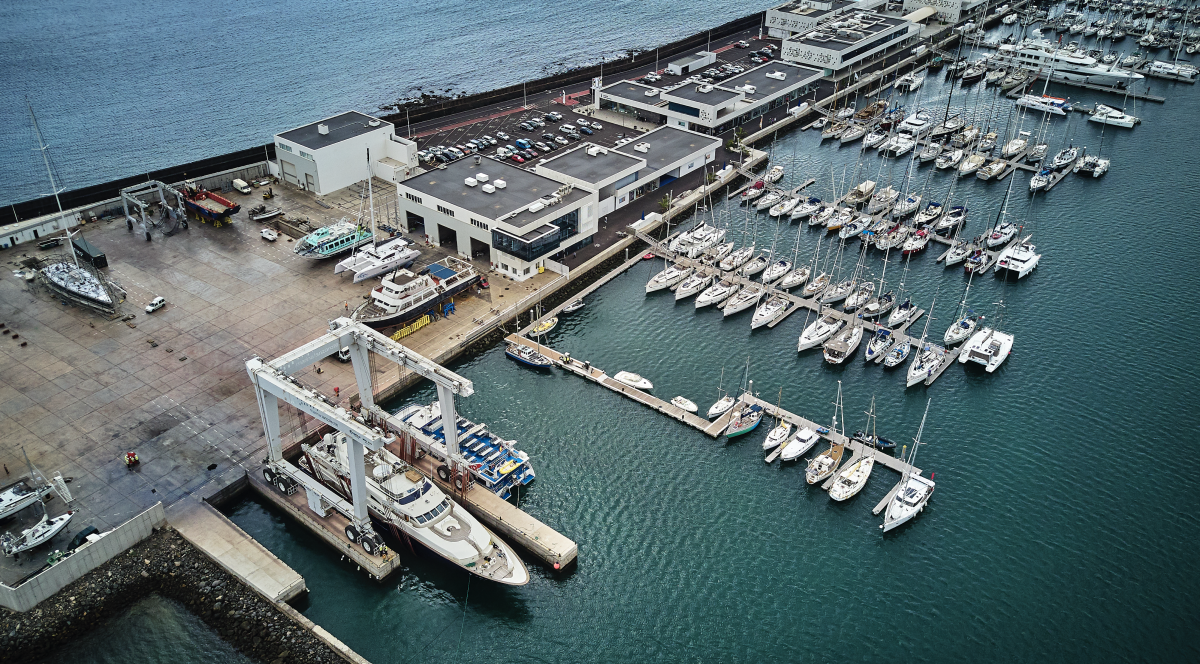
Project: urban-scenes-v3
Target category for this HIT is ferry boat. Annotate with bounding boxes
[293,219,375,259]
[993,39,1145,86]
[393,402,536,501]
[352,257,479,328]
[299,433,528,584]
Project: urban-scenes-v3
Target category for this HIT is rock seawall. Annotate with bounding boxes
[1,527,347,664]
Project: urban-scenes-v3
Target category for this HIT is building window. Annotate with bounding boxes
[406,192,422,204]
[436,205,455,217]
[500,263,509,272]
[524,267,531,275]
[300,150,314,160]
[667,102,701,118]
[277,142,293,153]
[470,218,488,230]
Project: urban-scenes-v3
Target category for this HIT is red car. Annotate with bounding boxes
[510,154,526,163]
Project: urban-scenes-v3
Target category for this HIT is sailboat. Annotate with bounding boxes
[823,315,864,364]
[906,296,947,387]
[762,392,793,451]
[829,397,880,501]
[806,382,846,485]
[1,451,73,557]
[695,278,740,309]
[707,366,736,419]
[944,271,978,345]
[646,261,693,293]
[881,399,936,532]
[674,270,714,301]
[797,307,845,351]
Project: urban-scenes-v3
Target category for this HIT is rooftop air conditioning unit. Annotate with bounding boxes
[476,173,489,182]
[465,177,478,187]
[633,142,651,153]
[368,118,381,127]
[529,201,545,213]
[736,84,757,94]
[482,184,496,193]
[494,179,507,189]
[698,84,714,92]
[317,123,330,135]
[586,145,601,156]
[765,71,787,80]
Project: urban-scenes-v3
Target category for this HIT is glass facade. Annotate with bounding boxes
[492,209,580,263]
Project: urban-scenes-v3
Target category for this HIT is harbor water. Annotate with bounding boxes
[227,64,1200,660]
[0,0,773,206]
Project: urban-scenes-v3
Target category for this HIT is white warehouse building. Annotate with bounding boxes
[273,111,419,196]
[781,11,918,76]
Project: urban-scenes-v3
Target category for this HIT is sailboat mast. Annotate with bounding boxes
[907,398,932,472]
[28,100,64,216]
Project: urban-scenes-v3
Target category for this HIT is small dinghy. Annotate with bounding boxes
[562,299,586,313]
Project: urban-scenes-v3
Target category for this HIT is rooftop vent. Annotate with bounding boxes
[494,179,507,189]
[765,70,787,81]
[465,177,478,187]
[317,123,330,135]
[482,183,496,193]
[368,119,381,127]
[529,201,546,213]
[735,84,757,94]
[476,173,489,182]
[633,142,651,153]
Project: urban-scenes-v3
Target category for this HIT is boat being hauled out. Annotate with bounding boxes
[352,257,479,328]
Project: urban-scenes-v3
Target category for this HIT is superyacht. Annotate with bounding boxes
[993,39,1145,86]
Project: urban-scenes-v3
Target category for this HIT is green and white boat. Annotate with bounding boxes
[294,219,374,259]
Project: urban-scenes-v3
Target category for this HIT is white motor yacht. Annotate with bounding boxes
[994,235,1040,278]
[300,433,529,584]
[353,257,479,328]
[959,327,1014,372]
[722,285,764,317]
[646,263,694,293]
[798,312,845,351]
[780,427,819,462]
[674,271,714,301]
[993,38,1145,86]
[670,396,698,413]
[614,371,654,390]
[695,279,739,308]
[751,294,790,329]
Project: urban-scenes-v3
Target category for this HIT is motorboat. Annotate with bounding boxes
[901,228,931,255]
[763,165,785,183]
[671,396,699,413]
[1015,93,1073,115]
[724,404,764,437]
[987,221,1019,248]
[995,235,1041,278]
[790,197,823,220]
[696,279,739,308]
[646,263,693,293]
[860,289,896,319]
[867,186,900,214]
[719,245,755,272]
[844,180,877,206]
[755,191,784,211]
[779,266,811,290]
[751,294,791,329]
[918,141,942,164]
[898,110,935,136]
[505,343,553,369]
[334,236,420,284]
[906,340,947,387]
[887,297,918,327]
[801,272,831,298]
[762,421,794,451]
[779,428,819,462]
[843,281,875,312]
[708,395,736,418]
[957,153,987,177]
[739,255,769,277]
[821,278,856,304]
[797,312,845,351]
[761,259,792,284]
[895,71,925,92]
[614,371,653,390]
[1,510,74,557]
[934,205,967,234]
[0,478,53,521]
[1050,146,1079,170]
[722,285,764,317]
[298,433,528,583]
[881,402,934,532]
[294,219,374,259]
[959,327,1015,372]
[992,38,1145,87]
[770,196,801,217]
[823,322,863,364]
[353,257,479,328]
[674,271,714,301]
[893,194,922,217]
[864,327,895,361]
[562,299,586,313]
[935,148,965,169]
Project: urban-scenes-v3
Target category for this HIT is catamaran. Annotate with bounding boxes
[959,323,1015,372]
[994,235,1041,278]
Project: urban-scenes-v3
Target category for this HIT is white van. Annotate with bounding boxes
[232,179,252,194]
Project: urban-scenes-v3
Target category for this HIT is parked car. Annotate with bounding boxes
[530,118,545,127]
[496,147,512,158]
[576,118,591,126]
[515,138,532,149]
[496,131,510,140]
[534,141,552,152]
[510,153,526,163]
[545,111,563,121]
[578,126,594,135]
[519,122,534,131]
[591,122,602,130]
[542,132,556,141]
[554,136,569,145]
[145,296,166,313]
[260,228,279,242]
[735,40,750,48]
[481,135,497,145]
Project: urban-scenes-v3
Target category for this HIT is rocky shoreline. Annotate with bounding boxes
[1,527,347,664]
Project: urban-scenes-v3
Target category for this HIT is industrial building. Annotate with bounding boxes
[595,61,822,135]
[272,111,419,196]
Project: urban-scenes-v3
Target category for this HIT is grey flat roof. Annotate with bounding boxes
[670,52,711,67]
[616,126,721,173]
[724,62,823,101]
[401,158,590,230]
[601,81,663,106]
[664,84,741,106]
[776,0,856,18]
[793,14,909,52]
[538,145,643,185]
[277,111,390,151]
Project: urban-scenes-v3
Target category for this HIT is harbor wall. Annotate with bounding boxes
[0,502,165,613]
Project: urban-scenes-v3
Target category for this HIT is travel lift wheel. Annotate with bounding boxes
[345,524,382,556]
[345,524,360,545]
[436,464,451,481]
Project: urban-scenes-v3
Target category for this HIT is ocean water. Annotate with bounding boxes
[0,0,773,206]
[224,62,1200,662]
